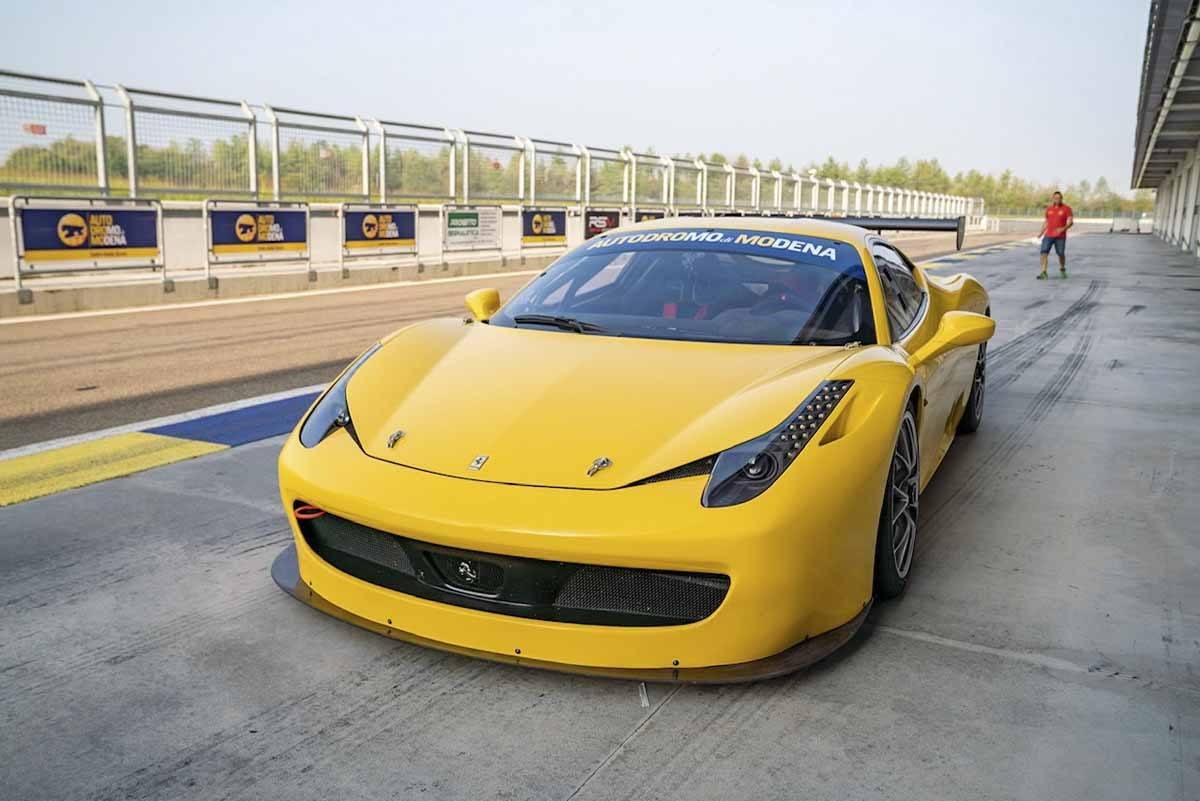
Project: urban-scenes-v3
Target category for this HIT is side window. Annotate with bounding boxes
[871,243,925,339]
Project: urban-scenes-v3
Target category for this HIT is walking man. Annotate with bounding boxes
[1037,191,1073,279]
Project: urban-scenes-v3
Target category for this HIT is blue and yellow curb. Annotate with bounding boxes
[0,391,320,507]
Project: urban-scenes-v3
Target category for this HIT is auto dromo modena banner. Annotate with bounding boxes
[208,203,309,260]
[444,206,501,251]
[521,208,567,246]
[15,200,162,270]
[342,205,417,256]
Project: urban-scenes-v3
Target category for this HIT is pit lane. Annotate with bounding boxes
[0,232,1196,800]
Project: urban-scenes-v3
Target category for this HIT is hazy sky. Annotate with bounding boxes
[1,0,1147,192]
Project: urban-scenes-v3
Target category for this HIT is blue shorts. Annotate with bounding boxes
[1040,236,1066,258]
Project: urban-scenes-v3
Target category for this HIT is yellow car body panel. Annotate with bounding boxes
[276,216,992,678]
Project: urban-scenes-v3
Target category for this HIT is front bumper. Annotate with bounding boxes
[276,421,891,678]
[273,544,871,683]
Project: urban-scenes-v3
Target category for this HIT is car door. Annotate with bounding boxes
[871,241,952,485]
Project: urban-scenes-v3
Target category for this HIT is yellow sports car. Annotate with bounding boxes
[273,215,994,682]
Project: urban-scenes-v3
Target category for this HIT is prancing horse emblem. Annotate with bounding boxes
[469,455,488,471]
[587,457,612,477]
[456,560,478,584]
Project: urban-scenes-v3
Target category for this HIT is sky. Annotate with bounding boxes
[0,0,1148,193]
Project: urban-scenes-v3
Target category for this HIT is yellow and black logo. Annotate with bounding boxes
[56,213,88,247]
[362,213,378,239]
[235,213,257,243]
[530,213,556,235]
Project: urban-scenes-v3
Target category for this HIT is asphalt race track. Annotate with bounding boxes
[0,233,1196,800]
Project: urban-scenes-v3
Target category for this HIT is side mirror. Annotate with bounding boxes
[464,288,501,321]
[908,311,995,368]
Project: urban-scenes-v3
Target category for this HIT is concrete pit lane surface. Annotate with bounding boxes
[0,232,1196,800]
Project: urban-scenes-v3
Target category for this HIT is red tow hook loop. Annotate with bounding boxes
[294,505,326,521]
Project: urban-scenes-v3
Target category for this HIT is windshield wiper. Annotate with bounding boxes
[511,314,615,335]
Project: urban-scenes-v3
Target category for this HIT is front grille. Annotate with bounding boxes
[296,506,729,627]
[555,567,729,621]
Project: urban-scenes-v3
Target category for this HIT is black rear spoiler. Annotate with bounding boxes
[796,214,967,251]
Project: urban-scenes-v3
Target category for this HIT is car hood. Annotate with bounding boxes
[346,318,850,489]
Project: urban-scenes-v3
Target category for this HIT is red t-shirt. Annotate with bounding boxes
[1045,204,1073,238]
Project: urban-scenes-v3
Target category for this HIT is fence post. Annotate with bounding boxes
[370,119,385,203]
[748,166,760,210]
[660,154,673,208]
[579,144,591,208]
[263,105,281,200]
[241,101,258,198]
[523,137,535,205]
[458,130,472,204]
[116,85,137,197]
[515,136,528,204]
[724,164,735,208]
[83,80,109,195]
[790,171,801,210]
[354,117,369,200]
[447,128,462,203]
[694,158,707,209]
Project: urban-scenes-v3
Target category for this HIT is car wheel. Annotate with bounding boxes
[957,309,989,434]
[875,405,919,599]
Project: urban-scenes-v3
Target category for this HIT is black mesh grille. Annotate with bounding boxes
[630,455,716,486]
[296,506,729,626]
[554,567,729,620]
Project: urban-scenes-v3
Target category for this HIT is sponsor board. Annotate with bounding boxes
[585,209,621,239]
[207,203,309,261]
[521,208,567,246]
[634,209,667,223]
[444,206,501,251]
[342,205,417,256]
[15,200,162,270]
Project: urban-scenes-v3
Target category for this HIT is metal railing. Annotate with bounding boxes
[0,68,983,216]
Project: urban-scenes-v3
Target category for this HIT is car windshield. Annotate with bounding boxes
[490,227,874,345]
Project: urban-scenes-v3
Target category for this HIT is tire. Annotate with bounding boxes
[956,307,990,434]
[875,405,920,599]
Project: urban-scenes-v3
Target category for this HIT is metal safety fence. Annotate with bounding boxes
[0,67,983,218]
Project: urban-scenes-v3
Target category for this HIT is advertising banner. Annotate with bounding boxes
[16,200,162,270]
[521,208,567,246]
[208,203,309,261]
[584,209,621,239]
[444,206,501,251]
[342,205,417,256]
[634,209,667,223]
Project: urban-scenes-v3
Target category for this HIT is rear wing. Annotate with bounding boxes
[795,215,966,250]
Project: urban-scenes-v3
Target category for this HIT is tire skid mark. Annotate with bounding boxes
[987,279,1104,393]
[917,311,1097,557]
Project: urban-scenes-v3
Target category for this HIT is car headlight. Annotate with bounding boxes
[299,343,382,448]
[701,380,854,508]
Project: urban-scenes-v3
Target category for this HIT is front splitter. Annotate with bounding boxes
[272,544,870,684]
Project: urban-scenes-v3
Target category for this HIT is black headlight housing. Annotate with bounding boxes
[701,380,854,508]
[299,343,382,448]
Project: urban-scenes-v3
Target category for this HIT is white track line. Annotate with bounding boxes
[0,269,542,326]
[0,383,326,462]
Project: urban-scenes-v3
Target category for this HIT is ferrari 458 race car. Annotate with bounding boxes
[273,215,994,682]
